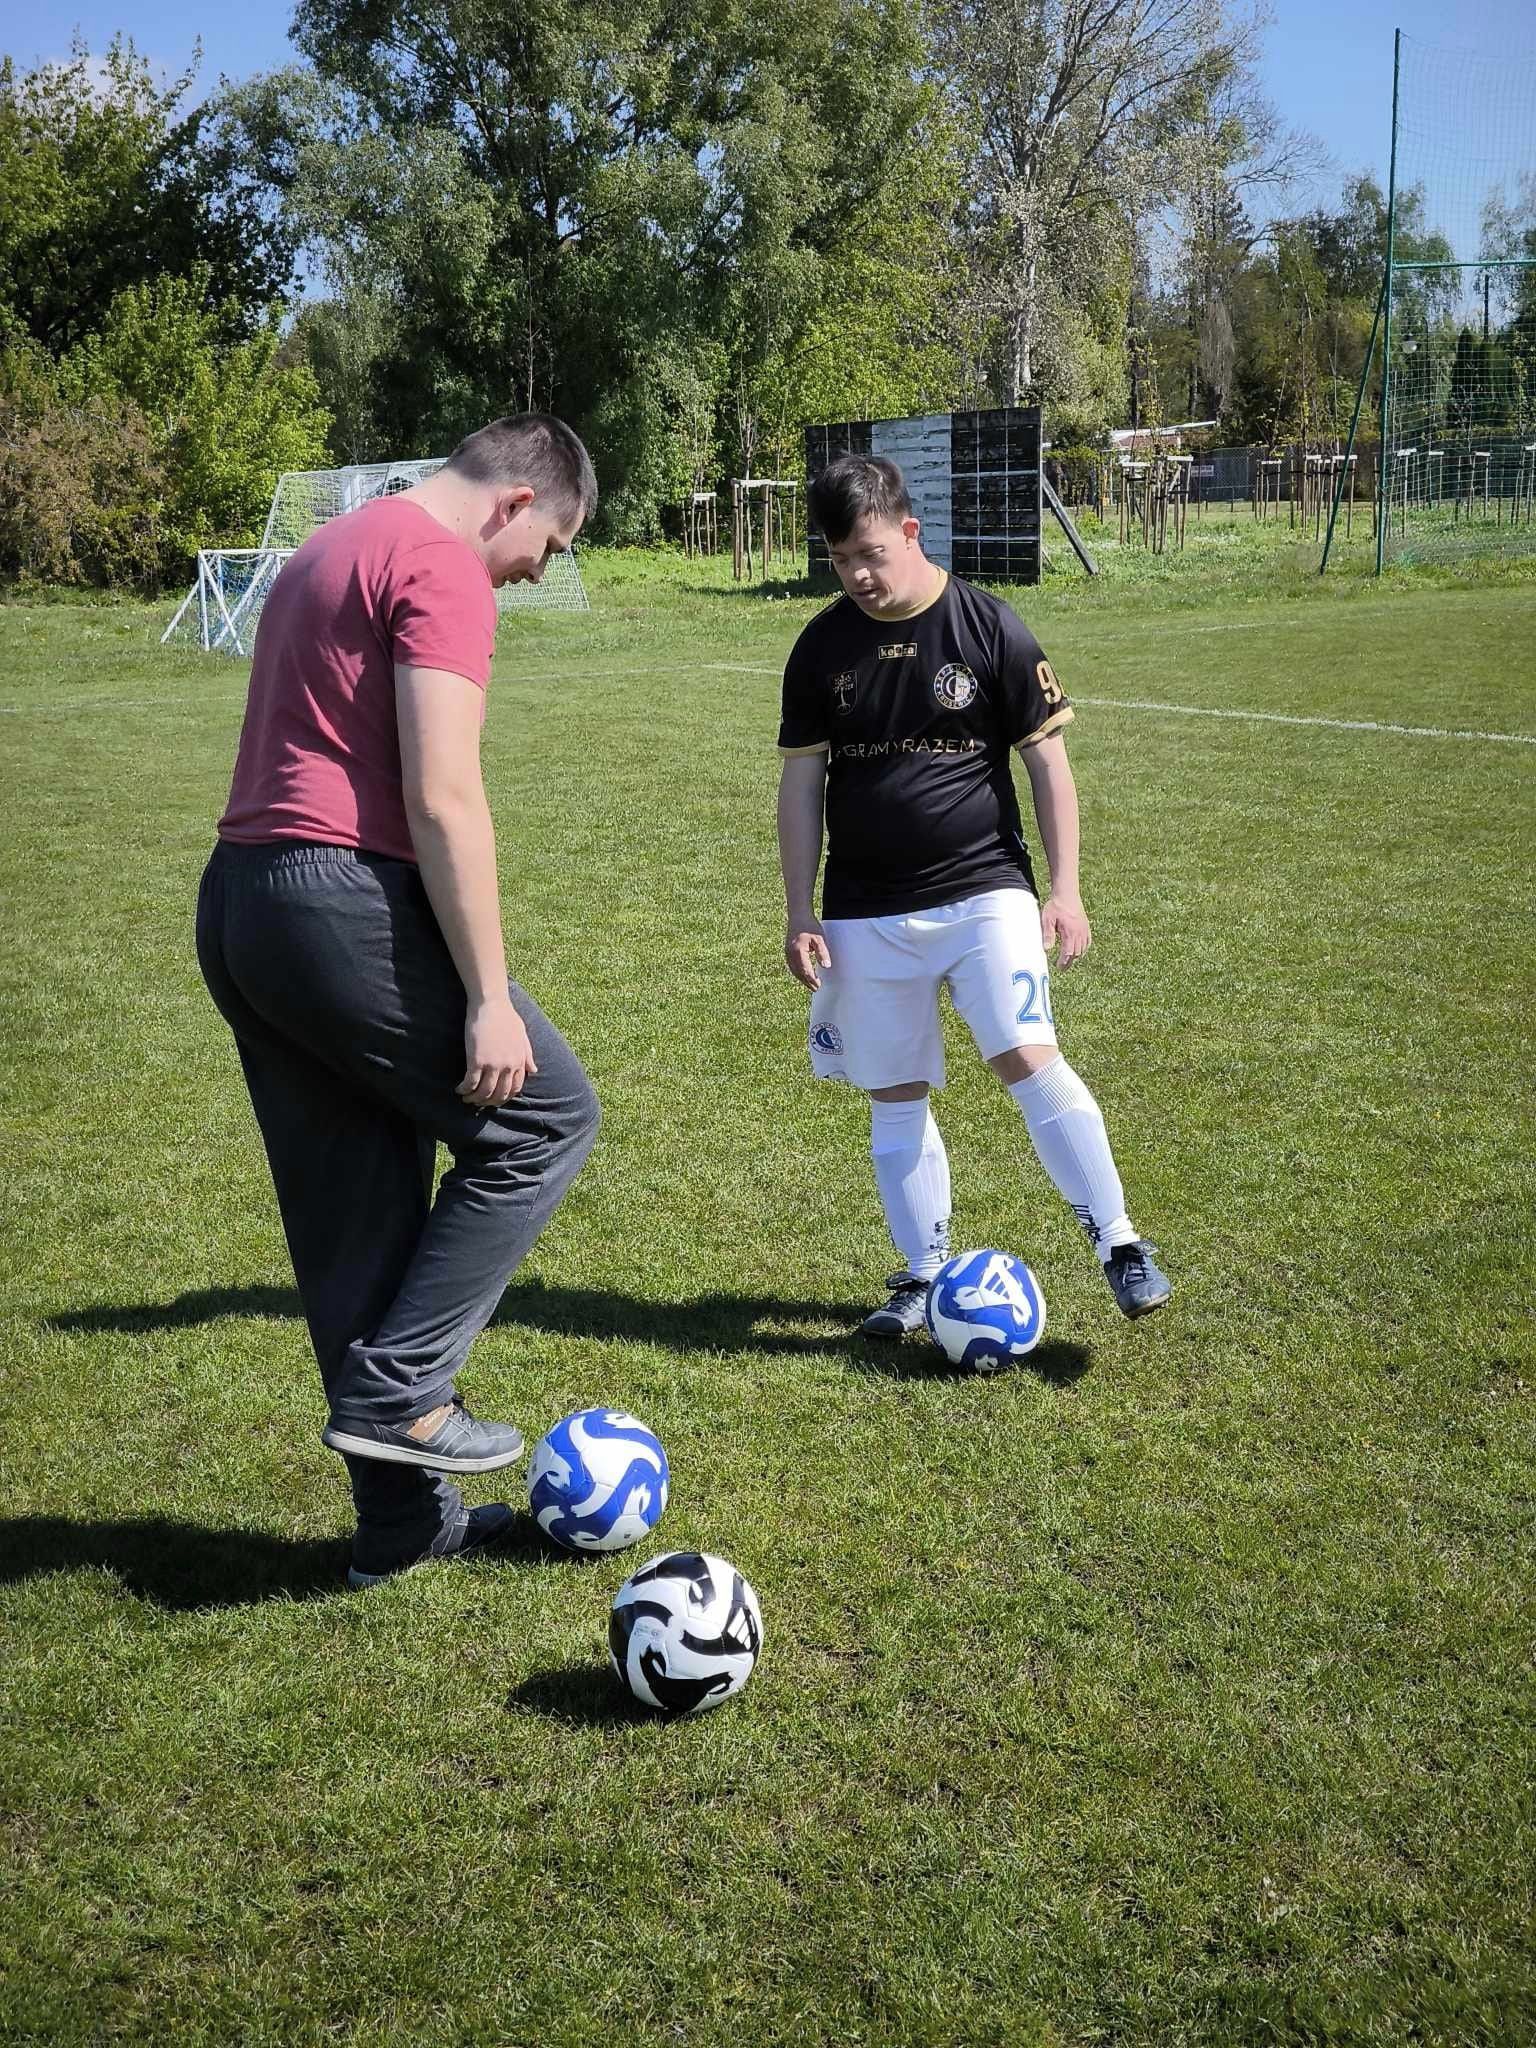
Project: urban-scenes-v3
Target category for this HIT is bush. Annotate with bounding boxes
[0,347,168,588]
[60,272,330,575]
[0,272,331,591]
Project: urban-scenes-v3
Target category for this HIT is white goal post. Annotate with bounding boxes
[161,550,294,657]
[165,457,589,652]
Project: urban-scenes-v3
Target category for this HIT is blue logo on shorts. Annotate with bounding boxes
[811,1022,845,1055]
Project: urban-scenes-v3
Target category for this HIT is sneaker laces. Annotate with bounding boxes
[1111,1241,1158,1279]
[884,1272,928,1299]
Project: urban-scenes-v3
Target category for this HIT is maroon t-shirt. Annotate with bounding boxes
[218,497,497,862]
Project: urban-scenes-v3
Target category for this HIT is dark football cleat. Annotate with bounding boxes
[347,1502,518,1591]
[860,1272,932,1340]
[1102,1240,1172,1320]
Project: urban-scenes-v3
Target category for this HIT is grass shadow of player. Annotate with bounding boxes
[688,574,821,603]
[491,1278,871,1357]
[0,1512,626,1611]
[0,1514,349,1610]
[849,1336,1094,1389]
[44,1285,302,1335]
[45,1286,1089,1380]
[505,1664,655,1729]
[47,1281,871,1359]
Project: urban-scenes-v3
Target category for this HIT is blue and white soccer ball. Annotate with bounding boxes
[527,1409,669,1553]
[609,1551,763,1716]
[923,1247,1046,1370]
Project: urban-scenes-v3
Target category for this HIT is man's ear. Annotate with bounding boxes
[902,516,921,544]
[494,484,537,530]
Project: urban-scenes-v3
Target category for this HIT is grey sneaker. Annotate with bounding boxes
[347,1502,518,1591]
[1103,1240,1172,1320]
[323,1398,525,1474]
[860,1272,932,1340]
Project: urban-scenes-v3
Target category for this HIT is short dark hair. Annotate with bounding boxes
[447,413,598,525]
[808,454,913,545]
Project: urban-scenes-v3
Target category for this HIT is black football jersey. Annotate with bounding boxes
[778,573,1073,918]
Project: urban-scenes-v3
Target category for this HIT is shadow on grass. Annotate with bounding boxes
[684,573,822,603]
[45,1285,301,1334]
[491,1278,871,1355]
[45,1280,873,1358]
[0,1511,599,1610]
[848,1336,1094,1388]
[505,1664,656,1728]
[43,1282,1093,1384]
[0,1514,347,1609]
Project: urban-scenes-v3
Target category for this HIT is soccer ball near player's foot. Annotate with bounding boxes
[924,1248,1046,1370]
[609,1551,763,1716]
[527,1409,669,1553]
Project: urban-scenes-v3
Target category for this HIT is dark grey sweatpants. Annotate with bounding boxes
[196,841,600,1563]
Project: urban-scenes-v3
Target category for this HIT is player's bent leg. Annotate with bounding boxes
[209,844,600,1468]
[988,1049,1171,1321]
[941,888,1169,1321]
[987,1044,1060,1085]
[197,845,475,1568]
[333,987,601,1437]
[861,1084,949,1340]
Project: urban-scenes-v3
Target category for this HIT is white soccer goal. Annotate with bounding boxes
[259,461,444,549]
[162,549,294,656]
[164,457,590,651]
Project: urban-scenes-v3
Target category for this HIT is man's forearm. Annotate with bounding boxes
[1027,755,1083,899]
[778,775,825,921]
[408,795,510,1004]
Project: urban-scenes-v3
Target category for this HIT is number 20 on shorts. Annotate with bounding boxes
[1013,969,1054,1028]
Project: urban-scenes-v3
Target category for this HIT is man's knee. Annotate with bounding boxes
[566,1077,601,1159]
[987,1044,1059,1086]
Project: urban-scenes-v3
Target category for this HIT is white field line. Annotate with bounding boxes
[2,660,1532,747]
[690,666,1536,744]
[1068,695,1536,745]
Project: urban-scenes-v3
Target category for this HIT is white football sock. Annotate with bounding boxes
[869,1097,952,1280]
[1008,1057,1138,1260]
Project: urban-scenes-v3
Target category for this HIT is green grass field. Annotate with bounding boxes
[2,550,1534,2046]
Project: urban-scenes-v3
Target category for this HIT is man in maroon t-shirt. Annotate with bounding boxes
[198,415,601,1588]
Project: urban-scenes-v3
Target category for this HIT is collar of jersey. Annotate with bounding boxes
[853,568,948,623]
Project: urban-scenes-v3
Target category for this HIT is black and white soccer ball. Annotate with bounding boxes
[924,1246,1045,1369]
[609,1551,763,1717]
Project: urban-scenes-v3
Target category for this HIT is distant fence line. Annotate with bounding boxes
[1047,444,1390,512]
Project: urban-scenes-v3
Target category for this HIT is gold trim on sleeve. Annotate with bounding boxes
[1014,707,1075,750]
[778,740,831,757]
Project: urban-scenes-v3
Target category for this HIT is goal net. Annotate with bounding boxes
[1376,35,1536,567]
[165,458,590,651]
[162,550,293,657]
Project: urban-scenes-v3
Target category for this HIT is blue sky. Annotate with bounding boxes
[13,0,1534,220]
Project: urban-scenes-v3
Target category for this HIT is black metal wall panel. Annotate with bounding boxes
[804,421,874,578]
[805,407,1041,587]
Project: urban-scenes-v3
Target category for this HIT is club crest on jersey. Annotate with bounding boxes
[932,662,978,710]
[831,670,858,715]
[811,1021,845,1055]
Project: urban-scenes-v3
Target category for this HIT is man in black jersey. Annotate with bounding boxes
[777,454,1170,1334]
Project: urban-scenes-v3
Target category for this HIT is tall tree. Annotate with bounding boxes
[0,40,297,354]
[928,0,1253,413]
[223,0,954,537]
[1158,55,1320,417]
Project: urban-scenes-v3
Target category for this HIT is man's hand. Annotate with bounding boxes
[785,921,832,990]
[1041,894,1092,971]
[459,993,537,1107]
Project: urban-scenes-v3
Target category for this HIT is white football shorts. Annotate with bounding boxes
[807,886,1057,1091]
